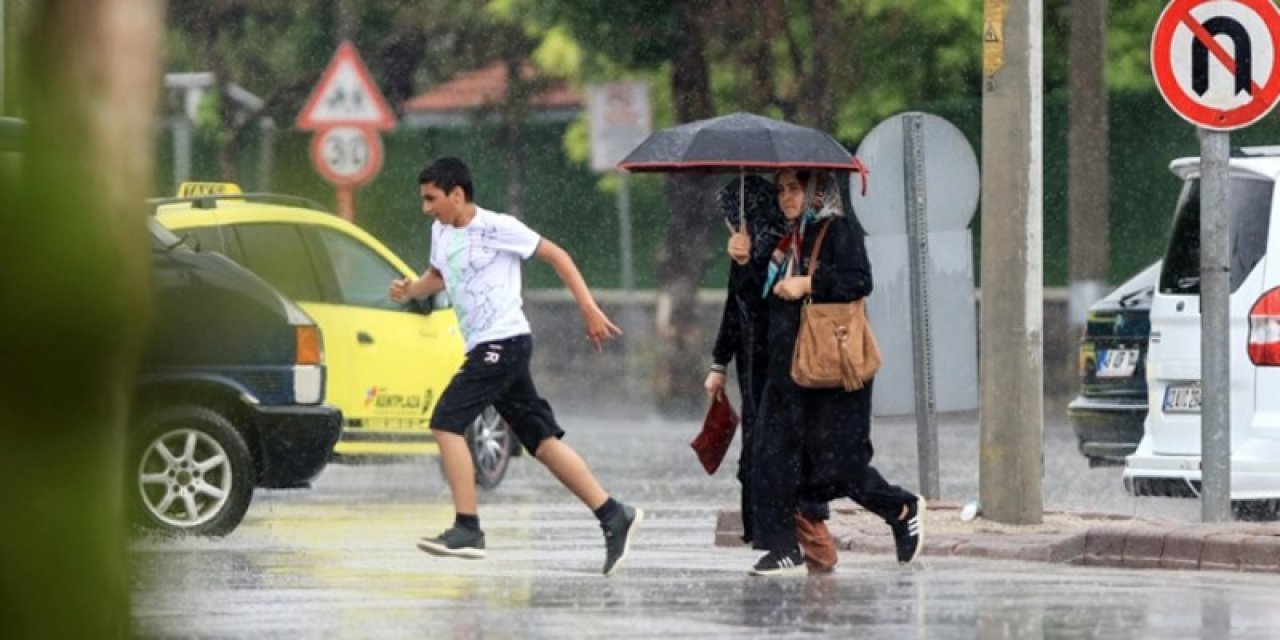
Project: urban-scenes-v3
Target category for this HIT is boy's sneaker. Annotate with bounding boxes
[749,547,806,576]
[891,495,926,564]
[416,525,486,559]
[601,503,644,576]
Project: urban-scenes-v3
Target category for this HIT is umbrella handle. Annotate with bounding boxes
[737,168,747,234]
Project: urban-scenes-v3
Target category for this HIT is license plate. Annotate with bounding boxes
[1163,383,1202,413]
[1096,348,1139,378]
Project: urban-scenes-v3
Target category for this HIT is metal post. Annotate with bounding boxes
[173,116,192,186]
[903,113,940,500]
[1198,127,1232,523]
[258,117,276,191]
[617,171,638,389]
[979,0,1044,524]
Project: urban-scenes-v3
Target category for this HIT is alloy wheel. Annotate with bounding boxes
[137,428,234,529]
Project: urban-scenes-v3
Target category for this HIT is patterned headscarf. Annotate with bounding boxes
[761,170,847,297]
[807,171,844,221]
[717,175,786,265]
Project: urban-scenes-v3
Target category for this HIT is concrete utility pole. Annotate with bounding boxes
[1067,0,1110,335]
[979,0,1044,525]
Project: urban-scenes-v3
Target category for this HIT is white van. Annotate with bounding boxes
[1123,149,1280,519]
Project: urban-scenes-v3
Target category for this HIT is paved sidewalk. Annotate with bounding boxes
[715,503,1280,573]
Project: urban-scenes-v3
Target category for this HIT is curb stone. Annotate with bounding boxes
[714,503,1280,574]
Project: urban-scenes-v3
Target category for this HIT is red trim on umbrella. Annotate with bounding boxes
[852,157,869,196]
[618,160,864,172]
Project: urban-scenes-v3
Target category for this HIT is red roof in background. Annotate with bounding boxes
[404,61,582,113]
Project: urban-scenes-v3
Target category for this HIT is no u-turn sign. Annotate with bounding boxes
[1152,0,1280,130]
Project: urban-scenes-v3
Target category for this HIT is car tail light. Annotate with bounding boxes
[1248,287,1280,365]
[296,325,323,365]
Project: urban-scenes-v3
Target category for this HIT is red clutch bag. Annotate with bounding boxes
[690,392,740,474]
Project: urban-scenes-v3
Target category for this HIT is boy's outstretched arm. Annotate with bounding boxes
[390,267,446,302]
[534,238,622,351]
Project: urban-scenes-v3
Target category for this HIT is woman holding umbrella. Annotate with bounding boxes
[748,168,924,576]
[703,175,838,574]
[617,113,915,574]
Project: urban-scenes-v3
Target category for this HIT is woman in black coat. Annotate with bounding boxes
[747,168,925,576]
[705,175,837,572]
[704,175,779,548]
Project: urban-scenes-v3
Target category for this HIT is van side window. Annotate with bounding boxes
[1159,176,1274,295]
[233,223,324,302]
[310,228,402,311]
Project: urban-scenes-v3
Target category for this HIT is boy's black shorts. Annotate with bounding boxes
[430,334,564,455]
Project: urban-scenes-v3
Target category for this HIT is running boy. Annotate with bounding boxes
[390,156,642,576]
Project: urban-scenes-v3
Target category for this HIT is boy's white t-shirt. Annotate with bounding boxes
[430,207,541,352]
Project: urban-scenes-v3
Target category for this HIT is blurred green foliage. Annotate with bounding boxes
[160,83,1280,291]
[154,1,1280,292]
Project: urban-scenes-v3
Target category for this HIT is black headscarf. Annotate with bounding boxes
[717,175,787,266]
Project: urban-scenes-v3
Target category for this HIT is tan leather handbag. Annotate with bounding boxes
[789,220,882,391]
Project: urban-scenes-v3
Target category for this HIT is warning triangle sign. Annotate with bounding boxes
[296,41,396,130]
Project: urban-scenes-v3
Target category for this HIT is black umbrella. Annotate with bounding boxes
[617,111,862,174]
[617,112,867,234]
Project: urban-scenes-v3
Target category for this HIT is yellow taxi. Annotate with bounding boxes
[153,183,517,489]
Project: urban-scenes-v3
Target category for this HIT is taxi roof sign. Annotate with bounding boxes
[177,182,243,197]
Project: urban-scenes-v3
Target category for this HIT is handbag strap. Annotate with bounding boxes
[796,219,833,304]
[805,219,833,276]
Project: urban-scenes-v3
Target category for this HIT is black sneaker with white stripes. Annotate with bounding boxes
[748,547,806,576]
[891,495,926,564]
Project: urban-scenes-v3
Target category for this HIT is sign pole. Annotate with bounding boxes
[1199,127,1232,523]
[902,113,940,501]
[1150,0,1280,522]
[296,42,396,216]
[587,82,651,399]
[335,184,355,222]
[617,171,638,388]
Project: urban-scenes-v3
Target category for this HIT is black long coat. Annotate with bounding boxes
[751,214,915,553]
[710,183,781,545]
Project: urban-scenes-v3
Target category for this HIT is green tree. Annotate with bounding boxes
[166,1,546,212]
[0,1,162,637]
[533,0,720,415]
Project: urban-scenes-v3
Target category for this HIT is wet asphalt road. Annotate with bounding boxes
[130,407,1280,638]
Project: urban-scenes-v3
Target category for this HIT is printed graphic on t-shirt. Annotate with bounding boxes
[441,225,502,332]
[430,208,540,351]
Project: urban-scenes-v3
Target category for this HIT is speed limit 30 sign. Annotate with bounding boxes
[1152,0,1280,130]
[310,126,383,186]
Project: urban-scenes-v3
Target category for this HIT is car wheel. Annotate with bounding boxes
[467,407,513,491]
[130,405,255,537]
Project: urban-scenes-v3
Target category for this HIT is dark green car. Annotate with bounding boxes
[1067,262,1159,466]
[3,117,341,535]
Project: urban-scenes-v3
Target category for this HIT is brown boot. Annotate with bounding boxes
[794,512,838,574]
